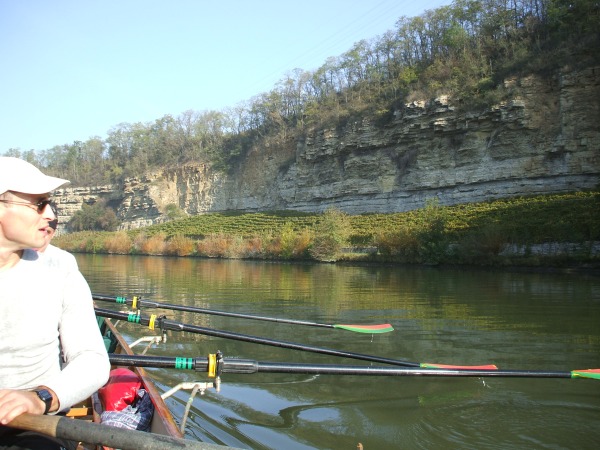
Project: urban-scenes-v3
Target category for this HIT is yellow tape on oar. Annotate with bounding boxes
[132,296,138,309]
[571,369,600,380]
[207,353,217,377]
[148,314,157,330]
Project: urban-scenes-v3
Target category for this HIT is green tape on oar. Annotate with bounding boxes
[127,312,141,323]
[175,357,194,370]
[333,323,394,333]
[571,369,600,380]
[421,363,498,370]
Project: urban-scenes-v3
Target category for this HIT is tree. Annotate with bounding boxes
[309,208,351,262]
[68,201,119,232]
[415,198,450,265]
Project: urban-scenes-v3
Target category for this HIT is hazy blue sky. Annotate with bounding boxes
[1,0,452,152]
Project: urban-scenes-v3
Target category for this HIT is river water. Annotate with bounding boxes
[77,254,600,450]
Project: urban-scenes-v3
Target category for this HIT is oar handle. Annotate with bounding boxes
[9,413,234,450]
[10,413,60,437]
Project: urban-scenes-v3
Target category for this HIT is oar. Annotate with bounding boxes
[93,293,394,333]
[9,413,236,450]
[108,353,600,380]
[95,307,497,370]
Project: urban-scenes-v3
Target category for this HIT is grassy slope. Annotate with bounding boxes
[136,191,599,244]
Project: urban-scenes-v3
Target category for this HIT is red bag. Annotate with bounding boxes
[98,368,142,411]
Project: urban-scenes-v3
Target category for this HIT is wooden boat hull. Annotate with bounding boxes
[72,317,183,449]
[100,317,183,438]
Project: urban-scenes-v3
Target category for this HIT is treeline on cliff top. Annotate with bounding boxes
[4,0,600,186]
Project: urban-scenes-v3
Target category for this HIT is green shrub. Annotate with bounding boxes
[374,226,420,261]
[309,208,350,262]
[455,223,507,265]
[165,204,187,221]
[68,200,119,232]
[279,222,296,259]
[415,199,451,265]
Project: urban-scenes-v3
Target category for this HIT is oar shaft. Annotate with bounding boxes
[95,307,418,367]
[9,413,232,450]
[253,363,571,378]
[94,294,368,329]
[94,294,333,328]
[94,294,333,327]
[108,354,575,379]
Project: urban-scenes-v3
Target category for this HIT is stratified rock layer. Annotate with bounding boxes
[54,67,599,230]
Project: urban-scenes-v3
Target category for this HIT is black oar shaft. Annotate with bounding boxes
[95,307,417,367]
[94,294,334,328]
[108,354,572,379]
[109,354,185,369]
[254,363,570,378]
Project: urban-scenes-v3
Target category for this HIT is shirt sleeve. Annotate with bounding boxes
[46,270,110,411]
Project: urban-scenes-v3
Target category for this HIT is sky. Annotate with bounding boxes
[0,0,452,153]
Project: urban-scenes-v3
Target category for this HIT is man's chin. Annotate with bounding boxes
[31,239,48,250]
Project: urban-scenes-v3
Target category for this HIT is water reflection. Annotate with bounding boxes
[79,255,600,449]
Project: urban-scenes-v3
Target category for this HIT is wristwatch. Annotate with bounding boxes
[34,388,53,414]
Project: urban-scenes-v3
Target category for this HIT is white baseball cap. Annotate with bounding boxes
[0,157,70,195]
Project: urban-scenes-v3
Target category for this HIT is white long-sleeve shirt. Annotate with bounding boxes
[0,249,110,411]
[39,244,79,271]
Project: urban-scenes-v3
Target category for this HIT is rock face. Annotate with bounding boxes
[54,67,600,230]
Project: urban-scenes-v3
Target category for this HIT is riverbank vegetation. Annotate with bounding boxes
[54,191,599,267]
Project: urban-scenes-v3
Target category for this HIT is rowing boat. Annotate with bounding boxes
[71,317,183,449]
[102,316,182,437]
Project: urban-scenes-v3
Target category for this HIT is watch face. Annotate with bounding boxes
[36,389,52,401]
[35,389,53,413]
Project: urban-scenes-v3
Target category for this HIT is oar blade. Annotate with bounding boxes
[420,363,498,370]
[571,369,600,380]
[333,323,394,333]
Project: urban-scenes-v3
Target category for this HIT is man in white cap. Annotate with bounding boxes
[0,157,110,449]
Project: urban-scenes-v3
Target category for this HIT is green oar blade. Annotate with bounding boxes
[571,369,600,380]
[333,323,394,333]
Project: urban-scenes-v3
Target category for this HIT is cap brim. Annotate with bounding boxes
[0,157,71,195]
[2,176,70,195]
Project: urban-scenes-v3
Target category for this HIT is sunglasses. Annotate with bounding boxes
[0,198,55,213]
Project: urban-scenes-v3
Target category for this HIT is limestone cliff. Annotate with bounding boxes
[54,67,599,231]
